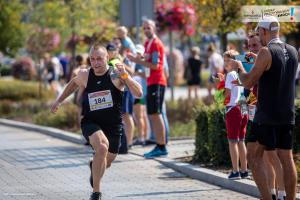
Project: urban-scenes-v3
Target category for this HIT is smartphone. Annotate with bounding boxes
[235,54,254,63]
[235,54,254,72]
[234,55,247,63]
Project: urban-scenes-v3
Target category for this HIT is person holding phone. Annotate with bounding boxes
[231,16,298,200]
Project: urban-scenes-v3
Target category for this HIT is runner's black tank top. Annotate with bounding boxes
[255,42,298,125]
[82,68,123,124]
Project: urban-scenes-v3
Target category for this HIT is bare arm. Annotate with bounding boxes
[235,47,271,89]
[224,88,231,99]
[50,78,79,113]
[127,53,159,70]
[51,69,88,113]
[124,64,134,75]
[113,63,143,98]
[123,76,143,98]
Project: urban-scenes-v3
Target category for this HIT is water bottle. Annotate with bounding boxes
[239,93,248,115]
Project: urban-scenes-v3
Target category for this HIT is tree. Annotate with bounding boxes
[24,0,118,55]
[23,0,119,78]
[191,0,299,52]
[192,0,267,52]
[0,0,25,56]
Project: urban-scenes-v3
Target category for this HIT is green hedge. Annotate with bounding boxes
[33,103,78,129]
[0,64,11,76]
[194,105,230,165]
[194,101,300,166]
[294,100,300,152]
[0,100,49,117]
[0,79,54,101]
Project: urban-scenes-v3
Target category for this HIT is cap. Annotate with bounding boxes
[136,44,145,55]
[106,43,117,51]
[256,16,280,32]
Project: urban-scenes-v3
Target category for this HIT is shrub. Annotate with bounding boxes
[11,57,37,80]
[194,101,300,166]
[169,121,196,138]
[0,100,14,115]
[194,105,230,165]
[294,100,300,153]
[33,103,78,129]
[166,98,204,138]
[0,79,55,101]
[0,64,12,76]
[0,100,49,119]
[166,98,203,123]
[207,106,230,165]
[194,106,209,162]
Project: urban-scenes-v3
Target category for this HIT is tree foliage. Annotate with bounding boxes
[188,0,298,51]
[24,0,118,54]
[0,0,25,56]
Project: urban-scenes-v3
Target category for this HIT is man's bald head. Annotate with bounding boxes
[143,19,156,39]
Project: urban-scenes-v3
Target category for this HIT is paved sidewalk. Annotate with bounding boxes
[165,87,210,100]
[0,125,256,200]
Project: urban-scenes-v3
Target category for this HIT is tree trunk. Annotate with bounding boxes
[220,32,228,53]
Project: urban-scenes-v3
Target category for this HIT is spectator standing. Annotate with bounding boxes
[234,16,298,200]
[246,32,286,200]
[128,19,168,158]
[223,50,249,180]
[207,43,224,99]
[185,46,203,99]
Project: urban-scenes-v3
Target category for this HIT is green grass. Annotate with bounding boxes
[169,120,196,138]
[200,70,210,87]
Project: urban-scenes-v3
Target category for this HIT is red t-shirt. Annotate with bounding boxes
[144,36,167,86]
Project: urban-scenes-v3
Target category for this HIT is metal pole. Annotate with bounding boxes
[169,31,174,101]
[135,0,140,44]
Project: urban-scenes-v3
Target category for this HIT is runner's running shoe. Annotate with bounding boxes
[89,192,101,200]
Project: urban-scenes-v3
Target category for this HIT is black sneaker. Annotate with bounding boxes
[144,139,156,145]
[89,160,93,188]
[89,192,101,200]
[132,140,144,146]
[228,171,241,180]
[240,170,249,179]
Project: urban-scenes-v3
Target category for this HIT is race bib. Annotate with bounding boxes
[88,90,113,111]
[248,105,256,121]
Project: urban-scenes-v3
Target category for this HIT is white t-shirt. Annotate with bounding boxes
[225,71,244,107]
[208,52,224,74]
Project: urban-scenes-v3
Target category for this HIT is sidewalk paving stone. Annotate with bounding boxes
[0,125,256,200]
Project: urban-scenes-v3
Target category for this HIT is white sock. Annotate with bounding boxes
[278,190,286,200]
[270,188,276,195]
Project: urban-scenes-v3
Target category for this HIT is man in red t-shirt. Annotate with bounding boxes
[128,19,168,158]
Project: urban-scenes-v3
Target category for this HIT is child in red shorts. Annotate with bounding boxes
[223,50,249,180]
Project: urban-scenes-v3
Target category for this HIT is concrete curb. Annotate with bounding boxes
[156,157,260,198]
[131,152,300,199]
[0,118,85,145]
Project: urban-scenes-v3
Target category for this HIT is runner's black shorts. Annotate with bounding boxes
[147,84,165,115]
[81,118,123,154]
[256,124,294,151]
